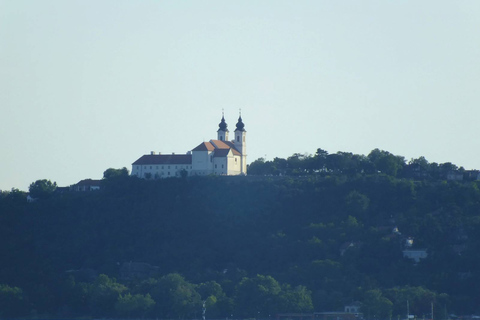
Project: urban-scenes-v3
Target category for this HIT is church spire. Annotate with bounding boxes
[233,109,247,174]
[217,110,229,141]
[235,109,245,132]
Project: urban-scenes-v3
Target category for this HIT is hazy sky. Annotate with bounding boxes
[1,1,480,191]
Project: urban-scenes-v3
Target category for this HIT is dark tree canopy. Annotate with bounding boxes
[103,167,129,179]
[1,147,479,318]
[28,179,57,199]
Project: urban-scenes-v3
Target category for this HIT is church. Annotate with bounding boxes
[131,114,247,179]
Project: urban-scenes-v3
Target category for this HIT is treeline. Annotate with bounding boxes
[0,271,313,318]
[1,149,480,318]
[248,148,478,180]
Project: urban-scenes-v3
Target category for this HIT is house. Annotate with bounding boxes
[131,114,247,178]
[71,179,101,191]
[314,312,362,320]
[344,302,362,313]
[446,171,463,181]
[403,249,428,263]
[465,170,480,181]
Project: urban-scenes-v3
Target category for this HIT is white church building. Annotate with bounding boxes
[131,114,247,179]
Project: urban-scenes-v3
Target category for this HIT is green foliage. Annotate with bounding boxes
[235,275,290,318]
[345,190,370,214]
[103,167,129,179]
[88,274,128,316]
[115,293,155,318]
[29,179,57,198]
[0,284,27,318]
[279,285,313,313]
[150,273,201,319]
[1,149,479,317]
[361,289,393,320]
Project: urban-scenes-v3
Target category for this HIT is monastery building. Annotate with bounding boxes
[131,114,247,178]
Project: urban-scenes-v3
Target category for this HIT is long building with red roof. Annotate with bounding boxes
[131,114,247,178]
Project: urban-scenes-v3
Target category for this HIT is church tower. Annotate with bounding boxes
[234,113,247,174]
[217,113,229,141]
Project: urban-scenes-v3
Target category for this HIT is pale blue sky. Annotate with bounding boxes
[1,1,479,191]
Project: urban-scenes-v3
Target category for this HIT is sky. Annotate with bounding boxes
[1,1,480,191]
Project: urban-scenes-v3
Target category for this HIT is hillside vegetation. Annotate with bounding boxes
[1,148,480,318]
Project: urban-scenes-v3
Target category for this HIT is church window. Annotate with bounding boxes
[237,136,239,142]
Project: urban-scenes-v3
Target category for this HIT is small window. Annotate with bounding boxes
[215,164,217,168]
[168,172,170,176]
[237,136,239,142]
[222,164,224,168]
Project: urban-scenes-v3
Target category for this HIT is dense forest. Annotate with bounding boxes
[1,148,480,319]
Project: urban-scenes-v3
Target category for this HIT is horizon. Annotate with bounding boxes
[2,1,480,191]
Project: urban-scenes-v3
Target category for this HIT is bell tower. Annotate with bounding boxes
[234,112,247,174]
[217,111,229,141]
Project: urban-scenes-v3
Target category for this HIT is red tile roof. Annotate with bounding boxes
[192,142,215,151]
[210,140,230,149]
[132,154,192,165]
[210,140,241,155]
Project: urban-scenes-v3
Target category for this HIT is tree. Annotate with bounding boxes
[279,285,313,313]
[150,273,201,319]
[197,281,233,318]
[235,275,282,318]
[315,148,329,170]
[115,293,155,318]
[248,158,271,175]
[103,167,129,179]
[368,149,405,176]
[345,190,370,215]
[362,289,393,320]
[28,179,57,199]
[0,284,28,318]
[385,286,441,319]
[88,274,128,317]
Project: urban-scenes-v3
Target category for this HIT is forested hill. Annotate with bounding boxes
[1,148,480,318]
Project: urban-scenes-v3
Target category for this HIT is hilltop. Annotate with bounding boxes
[1,148,480,318]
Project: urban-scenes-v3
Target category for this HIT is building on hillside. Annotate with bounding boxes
[403,249,428,263]
[71,179,101,191]
[131,114,247,178]
[344,302,362,313]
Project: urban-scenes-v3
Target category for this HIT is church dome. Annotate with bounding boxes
[218,116,228,131]
[235,116,245,131]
